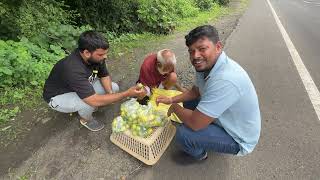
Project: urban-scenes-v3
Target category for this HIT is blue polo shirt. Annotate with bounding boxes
[195,51,261,156]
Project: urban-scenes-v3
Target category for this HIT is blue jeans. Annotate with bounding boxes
[175,100,240,158]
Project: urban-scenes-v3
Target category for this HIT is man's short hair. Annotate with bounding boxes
[185,25,220,47]
[78,30,109,52]
[157,49,176,66]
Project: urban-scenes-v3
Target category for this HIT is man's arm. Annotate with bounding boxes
[174,83,187,92]
[170,79,241,131]
[100,76,113,93]
[172,85,200,103]
[156,85,200,105]
[169,103,214,131]
[83,86,144,107]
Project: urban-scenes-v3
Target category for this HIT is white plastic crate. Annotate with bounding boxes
[110,121,176,165]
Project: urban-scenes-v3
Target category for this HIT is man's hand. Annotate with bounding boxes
[138,87,148,100]
[156,95,172,105]
[125,85,145,98]
[136,83,147,100]
[167,103,176,117]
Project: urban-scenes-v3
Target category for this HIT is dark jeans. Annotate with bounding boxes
[175,100,240,158]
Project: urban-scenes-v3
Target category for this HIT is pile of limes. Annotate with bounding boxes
[112,98,168,137]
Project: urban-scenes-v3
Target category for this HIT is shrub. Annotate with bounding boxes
[69,0,200,35]
[218,0,230,5]
[0,38,65,88]
[0,0,22,40]
[195,0,229,10]
[137,0,178,34]
[28,24,92,53]
[16,0,75,39]
[195,0,215,10]
[174,0,200,18]
[65,0,140,33]
[0,0,82,52]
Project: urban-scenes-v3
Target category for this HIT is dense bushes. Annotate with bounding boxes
[16,0,75,39]
[65,0,140,33]
[28,24,92,53]
[0,0,230,90]
[137,0,199,34]
[0,0,230,125]
[195,0,229,10]
[1,0,229,44]
[0,0,86,53]
[0,38,65,88]
[66,0,227,34]
[0,0,74,40]
[218,0,230,5]
[0,0,22,40]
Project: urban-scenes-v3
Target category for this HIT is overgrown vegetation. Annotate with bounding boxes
[0,0,231,127]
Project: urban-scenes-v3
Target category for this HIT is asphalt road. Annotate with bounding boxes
[132,0,320,179]
[270,0,320,91]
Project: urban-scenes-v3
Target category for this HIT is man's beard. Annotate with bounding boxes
[192,59,213,73]
[195,69,205,72]
[195,66,214,73]
[192,59,206,72]
[88,57,102,65]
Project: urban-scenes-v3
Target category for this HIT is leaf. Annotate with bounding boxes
[0,67,13,75]
[13,92,24,99]
[30,80,38,86]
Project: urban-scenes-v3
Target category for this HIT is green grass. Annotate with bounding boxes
[0,87,41,125]
[18,175,29,180]
[177,3,229,32]
[108,32,168,58]
[106,3,230,58]
[240,0,250,9]
[107,0,249,58]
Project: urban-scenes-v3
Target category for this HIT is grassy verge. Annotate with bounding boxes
[107,1,244,58]
[0,87,42,124]
[0,0,248,131]
[177,3,229,32]
[108,32,167,58]
[108,3,229,56]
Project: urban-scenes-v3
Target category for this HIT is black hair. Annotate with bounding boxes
[185,25,220,47]
[78,30,109,52]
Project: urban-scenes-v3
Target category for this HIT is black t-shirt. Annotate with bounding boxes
[43,49,109,103]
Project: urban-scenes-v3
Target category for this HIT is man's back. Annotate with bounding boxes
[43,50,97,103]
[138,54,166,88]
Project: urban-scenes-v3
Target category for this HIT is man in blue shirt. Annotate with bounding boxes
[156,25,261,160]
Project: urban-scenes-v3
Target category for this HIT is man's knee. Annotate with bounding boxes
[78,102,96,120]
[167,72,177,84]
[93,80,105,95]
[112,82,119,93]
[93,81,119,94]
[176,125,191,145]
[163,72,177,89]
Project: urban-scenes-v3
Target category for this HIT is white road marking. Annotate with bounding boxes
[303,0,320,5]
[266,0,320,121]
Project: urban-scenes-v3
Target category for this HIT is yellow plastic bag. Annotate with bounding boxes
[150,88,183,123]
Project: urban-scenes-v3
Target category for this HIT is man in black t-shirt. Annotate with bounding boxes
[43,31,144,131]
